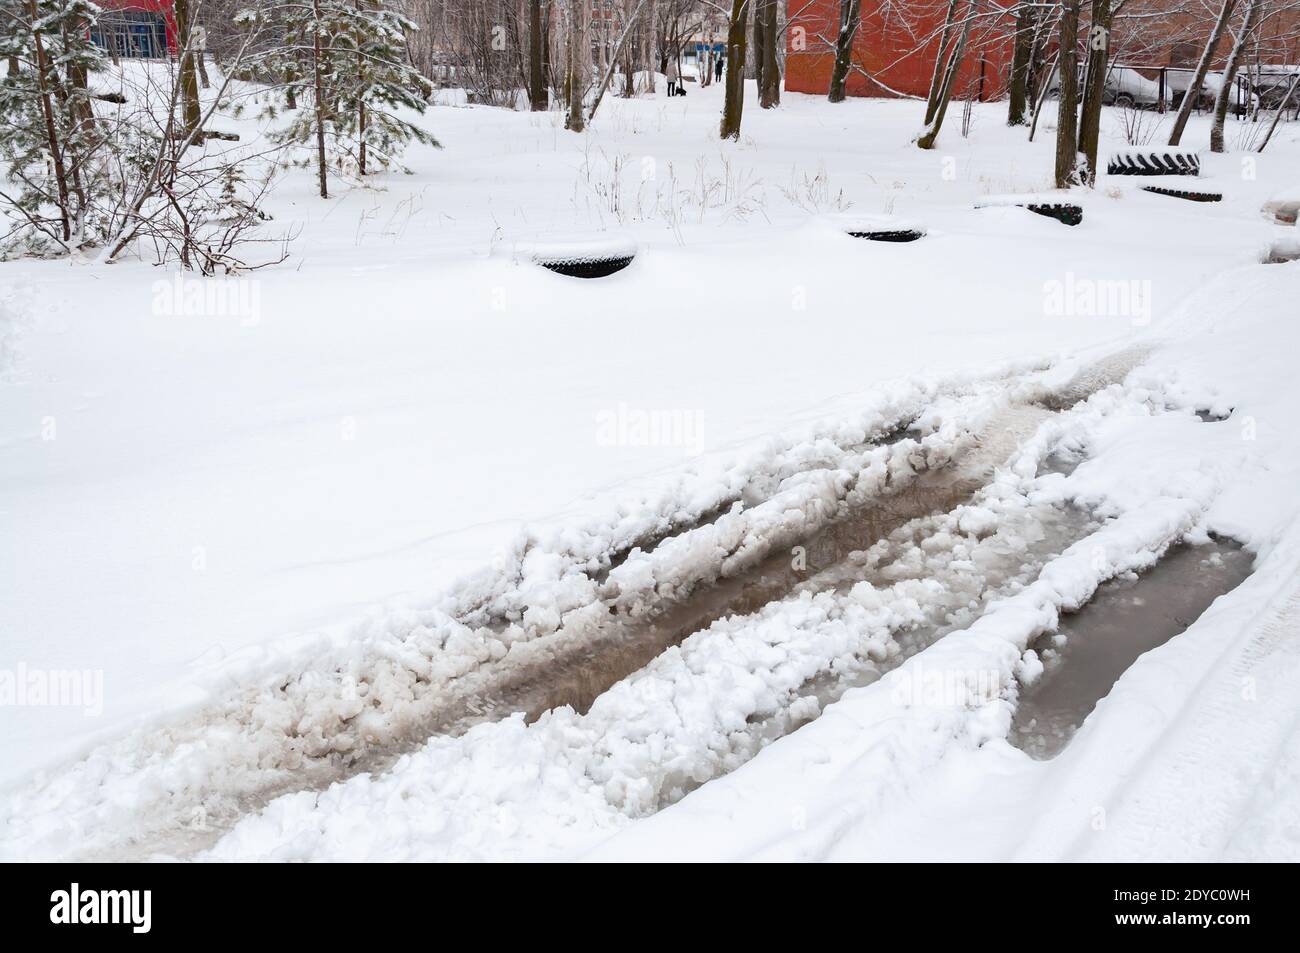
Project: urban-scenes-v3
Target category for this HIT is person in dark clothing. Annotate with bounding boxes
[715,57,724,82]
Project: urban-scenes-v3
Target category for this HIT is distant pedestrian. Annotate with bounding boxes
[666,58,679,97]
[715,58,724,82]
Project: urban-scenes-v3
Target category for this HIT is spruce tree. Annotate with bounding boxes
[0,0,108,250]
[253,0,439,197]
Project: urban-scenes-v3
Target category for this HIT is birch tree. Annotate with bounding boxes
[1210,0,1263,152]
[1168,0,1238,146]
[562,0,588,131]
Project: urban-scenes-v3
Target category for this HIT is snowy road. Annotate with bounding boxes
[3,86,1300,861]
[3,341,1278,860]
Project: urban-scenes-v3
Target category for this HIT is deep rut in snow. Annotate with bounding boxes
[85,410,1029,861]
[184,411,1067,860]
[1011,538,1254,759]
[351,406,1056,742]
[470,472,987,722]
[62,351,1154,861]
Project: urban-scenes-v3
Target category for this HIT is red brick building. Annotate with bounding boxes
[784,1,1299,101]
[786,1,1017,101]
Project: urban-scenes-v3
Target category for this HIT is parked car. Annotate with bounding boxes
[1167,71,1264,116]
[1251,68,1300,111]
[1166,70,1217,111]
[1047,65,1166,109]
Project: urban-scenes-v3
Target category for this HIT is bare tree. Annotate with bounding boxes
[917,0,984,150]
[1078,0,1115,184]
[1055,0,1082,187]
[529,0,548,110]
[720,0,750,139]
[828,0,862,103]
[563,0,588,131]
[1210,0,1264,151]
[1168,0,1239,146]
[1007,0,1036,124]
[758,0,780,107]
[176,0,203,137]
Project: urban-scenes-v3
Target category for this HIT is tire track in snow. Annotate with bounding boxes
[0,350,1149,861]
[202,385,1151,860]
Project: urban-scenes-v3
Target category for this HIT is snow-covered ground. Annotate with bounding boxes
[3,70,1299,861]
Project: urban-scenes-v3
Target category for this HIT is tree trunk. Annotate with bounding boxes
[623,7,637,97]
[1210,0,1261,153]
[544,7,555,95]
[828,0,861,102]
[1007,1,1034,125]
[174,0,202,139]
[529,0,547,109]
[312,0,329,197]
[1027,12,1048,102]
[924,0,962,126]
[355,2,366,174]
[358,99,367,175]
[565,0,587,132]
[759,0,780,108]
[1168,0,1237,146]
[195,25,210,89]
[62,17,94,130]
[753,0,767,91]
[645,0,656,93]
[917,0,979,149]
[1077,0,1112,184]
[1028,50,1059,142]
[720,0,749,139]
[1054,0,1081,188]
[26,0,70,241]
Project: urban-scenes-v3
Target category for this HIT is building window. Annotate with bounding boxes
[91,12,168,59]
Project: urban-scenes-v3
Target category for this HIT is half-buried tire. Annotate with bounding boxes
[536,254,636,278]
[507,238,639,279]
[1141,184,1222,203]
[1025,203,1084,226]
[820,213,927,243]
[975,195,1083,226]
[846,228,926,242]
